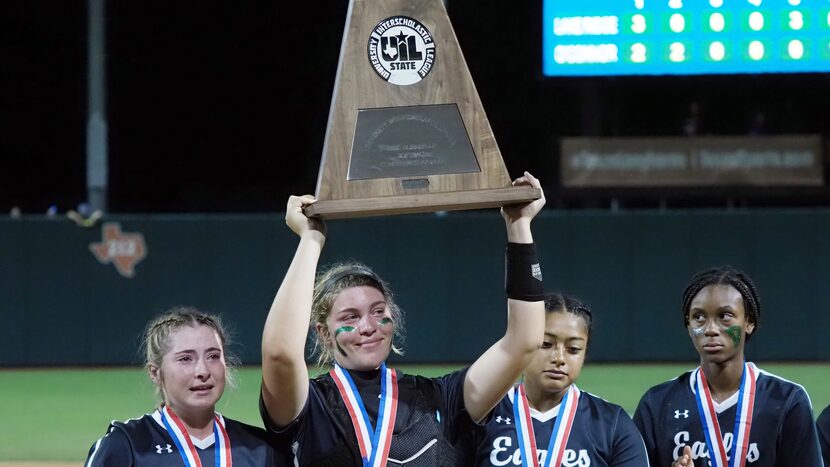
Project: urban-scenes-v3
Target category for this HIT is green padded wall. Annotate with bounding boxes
[2,210,829,366]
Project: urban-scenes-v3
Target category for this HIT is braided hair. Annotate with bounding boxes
[544,292,593,342]
[681,266,761,340]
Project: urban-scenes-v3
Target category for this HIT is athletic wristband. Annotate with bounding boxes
[505,242,544,301]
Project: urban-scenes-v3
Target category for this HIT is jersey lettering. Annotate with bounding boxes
[489,436,590,466]
[673,431,760,464]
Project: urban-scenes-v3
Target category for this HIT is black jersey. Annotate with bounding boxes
[817,404,830,466]
[471,387,649,467]
[261,367,474,466]
[633,366,822,467]
[85,411,285,466]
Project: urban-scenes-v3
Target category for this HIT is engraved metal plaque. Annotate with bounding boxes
[348,103,480,180]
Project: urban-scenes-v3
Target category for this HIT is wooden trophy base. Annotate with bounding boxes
[306,186,541,219]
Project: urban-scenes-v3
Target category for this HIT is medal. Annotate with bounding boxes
[159,406,232,467]
[692,362,757,467]
[330,362,399,467]
[512,384,580,467]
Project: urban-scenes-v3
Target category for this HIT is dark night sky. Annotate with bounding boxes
[3,1,829,213]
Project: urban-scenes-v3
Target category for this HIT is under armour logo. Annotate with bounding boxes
[495,416,512,425]
[156,444,173,454]
[674,410,689,419]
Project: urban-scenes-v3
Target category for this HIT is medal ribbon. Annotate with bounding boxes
[693,362,756,467]
[512,384,580,467]
[330,362,399,467]
[159,406,232,467]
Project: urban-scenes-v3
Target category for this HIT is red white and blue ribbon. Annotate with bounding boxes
[692,362,757,467]
[512,384,580,467]
[159,406,232,467]
[330,362,399,467]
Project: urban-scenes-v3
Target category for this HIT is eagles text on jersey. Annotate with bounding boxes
[473,388,650,467]
[634,366,823,467]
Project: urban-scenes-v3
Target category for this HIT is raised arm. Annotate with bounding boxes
[261,195,326,427]
[464,172,547,422]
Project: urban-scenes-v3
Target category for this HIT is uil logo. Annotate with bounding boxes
[367,16,436,85]
[89,222,148,278]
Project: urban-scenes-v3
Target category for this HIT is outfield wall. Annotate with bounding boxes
[2,210,829,366]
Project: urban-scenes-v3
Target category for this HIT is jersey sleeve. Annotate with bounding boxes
[817,405,830,467]
[632,391,660,467]
[610,408,651,467]
[259,379,334,464]
[775,387,823,467]
[259,384,305,441]
[436,367,474,435]
[84,427,133,467]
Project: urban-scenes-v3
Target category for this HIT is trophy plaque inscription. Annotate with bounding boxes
[305,0,541,219]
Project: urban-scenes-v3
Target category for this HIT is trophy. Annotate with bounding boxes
[305,0,541,219]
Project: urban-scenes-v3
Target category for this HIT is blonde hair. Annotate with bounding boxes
[142,306,237,401]
[311,262,405,366]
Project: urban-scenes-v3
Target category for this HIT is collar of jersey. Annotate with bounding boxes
[687,362,761,413]
[508,387,563,423]
[151,409,219,449]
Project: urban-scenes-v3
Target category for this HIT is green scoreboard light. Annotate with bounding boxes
[542,0,830,76]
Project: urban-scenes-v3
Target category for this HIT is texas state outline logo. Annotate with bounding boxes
[89,222,147,278]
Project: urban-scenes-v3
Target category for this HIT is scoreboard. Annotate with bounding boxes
[542,0,830,76]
